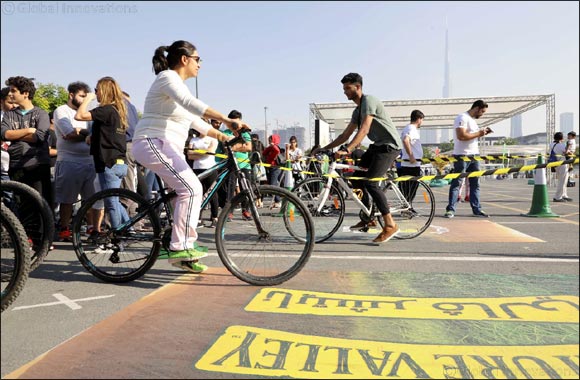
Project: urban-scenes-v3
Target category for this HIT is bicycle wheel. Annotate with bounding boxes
[1,180,54,271]
[379,180,435,239]
[71,188,161,283]
[292,177,345,243]
[215,185,315,286]
[1,207,31,312]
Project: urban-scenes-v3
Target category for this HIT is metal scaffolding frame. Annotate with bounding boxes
[309,94,557,184]
[310,94,555,145]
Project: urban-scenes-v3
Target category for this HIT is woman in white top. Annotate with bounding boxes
[285,136,303,183]
[132,40,251,273]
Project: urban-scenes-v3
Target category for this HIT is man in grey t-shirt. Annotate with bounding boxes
[53,81,98,241]
[314,72,402,243]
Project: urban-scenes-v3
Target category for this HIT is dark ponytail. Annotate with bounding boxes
[152,46,170,75]
[151,41,197,75]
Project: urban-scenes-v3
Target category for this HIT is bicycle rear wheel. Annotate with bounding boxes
[71,188,161,283]
[1,180,54,271]
[379,180,435,239]
[1,207,31,312]
[292,177,345,243]
[215,185,315,286]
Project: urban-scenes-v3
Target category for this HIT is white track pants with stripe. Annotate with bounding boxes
[133,138,203,252]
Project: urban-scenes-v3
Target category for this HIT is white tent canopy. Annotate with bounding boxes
[309,94,554,132]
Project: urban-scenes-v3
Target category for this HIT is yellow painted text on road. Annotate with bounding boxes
[195,325,579,379]
[245,289,579,323]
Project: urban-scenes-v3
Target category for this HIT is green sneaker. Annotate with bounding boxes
[158,247,207,260]
[193,242,208,252]
[172,261,208,273]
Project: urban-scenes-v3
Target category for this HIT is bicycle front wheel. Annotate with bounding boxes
[380,180,435,239]
[1,180,54,271]
[1,207,31,312]
[216,185,315,286]
[292,177,345,243]
[71,188,161,283]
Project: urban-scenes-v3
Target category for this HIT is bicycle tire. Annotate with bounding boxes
[292,177,345,243]
[215,185,315,286]
[1,180,54,271]
[71,188,161,283]
[379,180,435,239]
[1,207,31,312]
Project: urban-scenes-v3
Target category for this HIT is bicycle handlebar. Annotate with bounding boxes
[314,150,336,161]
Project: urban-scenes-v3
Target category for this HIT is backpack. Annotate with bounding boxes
[548,143,558,172]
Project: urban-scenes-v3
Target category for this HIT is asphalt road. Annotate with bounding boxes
[1,177,578,379]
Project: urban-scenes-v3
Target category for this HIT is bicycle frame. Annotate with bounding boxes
[315,156,413,218]
[317,160,374,217]
[112,133,272,240]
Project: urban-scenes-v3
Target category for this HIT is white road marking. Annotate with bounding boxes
[500,222,570,224]
[201,252,578,263]
[429,224,449,234]
[12,293,115,311]
[304,255,578,263]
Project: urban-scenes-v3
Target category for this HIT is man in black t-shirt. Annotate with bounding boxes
[1,76,53,207]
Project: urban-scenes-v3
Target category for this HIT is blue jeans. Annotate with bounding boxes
[144,167,160,200]
[268,167,282,202]
[446,158,482,214]
[98,163,130,229]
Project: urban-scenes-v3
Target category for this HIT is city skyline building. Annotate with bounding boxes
[560,112,574,133]
[510,114,523,138]
[252,125,307,151]
[435,19,451,144]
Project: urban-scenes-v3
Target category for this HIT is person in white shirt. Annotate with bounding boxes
[396,110,424,203]
[1,87,16,182]
[187,128,219,227]
[131,40,251,273]
[53,81,99,241]
[285,136,303,184]
[551,132,572,202]
[566,131,577,155]
[565,131,577,177]
[444,100,492,218]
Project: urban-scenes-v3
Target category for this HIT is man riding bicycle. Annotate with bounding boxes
[313,73,402,243]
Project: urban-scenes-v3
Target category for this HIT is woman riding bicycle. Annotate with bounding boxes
[131,40,251,273]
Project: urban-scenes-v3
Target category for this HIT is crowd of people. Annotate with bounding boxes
[2,40,577,274]
[0,42,311,273]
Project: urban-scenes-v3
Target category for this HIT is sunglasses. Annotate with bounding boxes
[188,55,202,63]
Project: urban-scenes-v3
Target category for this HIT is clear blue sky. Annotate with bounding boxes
[2,1,578,142]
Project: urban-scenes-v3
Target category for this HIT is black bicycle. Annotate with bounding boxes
[1,180,54,271]
[71,129,315,285]
[1,206,31,312]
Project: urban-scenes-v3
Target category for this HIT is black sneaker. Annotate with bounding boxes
[473,210,490,218]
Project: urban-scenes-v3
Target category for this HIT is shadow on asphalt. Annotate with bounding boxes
[28,257,250,289]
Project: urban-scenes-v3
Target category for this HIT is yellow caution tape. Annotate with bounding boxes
[188,149,578,183]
